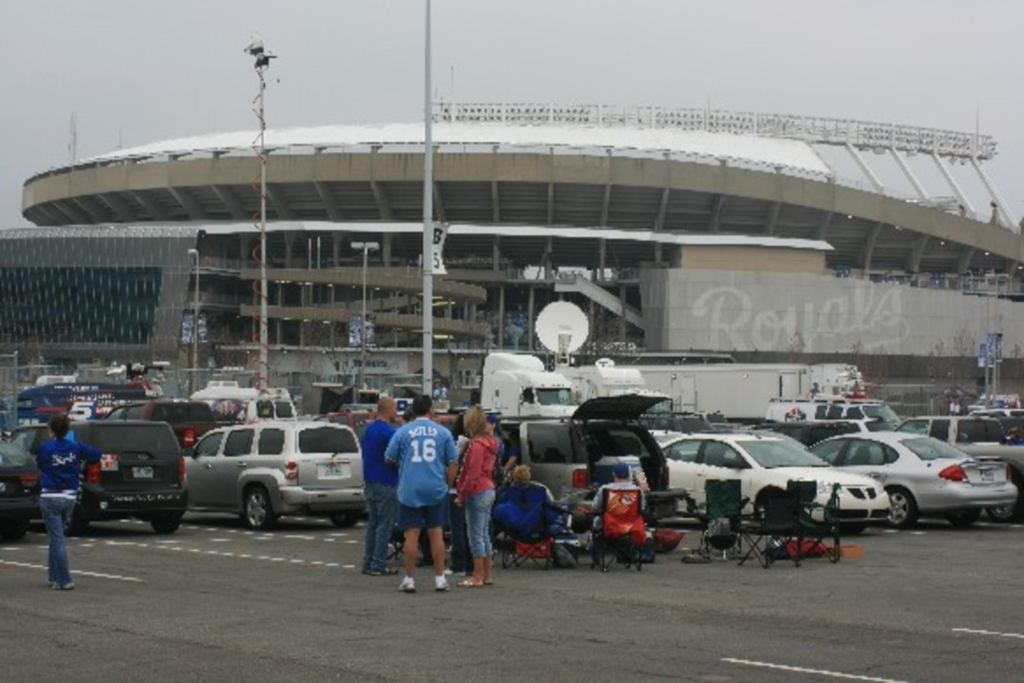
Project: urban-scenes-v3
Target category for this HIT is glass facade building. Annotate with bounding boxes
[0,226,199,362]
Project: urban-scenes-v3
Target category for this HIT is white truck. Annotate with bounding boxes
[480,353,576,418]
[560,358,666,403]
[626,362,863,423]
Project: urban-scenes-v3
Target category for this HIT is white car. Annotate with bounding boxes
[660,432,891,530]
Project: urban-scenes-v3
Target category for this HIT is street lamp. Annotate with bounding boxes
[187,248,200,395]
[352,241,379,392]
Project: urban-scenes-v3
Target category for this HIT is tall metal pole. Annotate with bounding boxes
[188,249,200,395]
[359,244,368,390]
[422,0,434,397]
[10,350,16,430]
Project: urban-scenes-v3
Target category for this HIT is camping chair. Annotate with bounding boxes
[737,488,804,568]
[789,480,842,564]
[682,479,748,563]
[590,486,646,572]
[388,526,434,569]
[492,482,567,570]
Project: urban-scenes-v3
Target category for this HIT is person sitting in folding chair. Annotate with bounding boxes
[590,462,647,571]
[492,465,568,569]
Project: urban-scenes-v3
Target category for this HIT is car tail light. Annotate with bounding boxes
[183,428,196,448]
[286,459,298,481]
[571,468,588,489]
[86,462,101,484]
[19,472,39,487]
[939,464,967,482]
[178,455,186,485]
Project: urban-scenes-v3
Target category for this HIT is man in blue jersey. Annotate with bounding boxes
[385,394,458,593]
[35,413,101,590]
[361,396,399,576]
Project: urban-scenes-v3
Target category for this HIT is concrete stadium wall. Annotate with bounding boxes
[640,267,1020,356]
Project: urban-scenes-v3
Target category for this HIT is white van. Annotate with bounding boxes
[192,381,296,423]
[766,398,900,429]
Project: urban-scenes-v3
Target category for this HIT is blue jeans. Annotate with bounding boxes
[40,496,76,586]
[448,493,470,573]
[465,488,496,558]
[363,482,397,572]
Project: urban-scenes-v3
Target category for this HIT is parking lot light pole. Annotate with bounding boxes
[187,249,200,395]
[352,242,379,392]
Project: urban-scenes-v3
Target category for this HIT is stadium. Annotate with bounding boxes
[10,102,1024,395]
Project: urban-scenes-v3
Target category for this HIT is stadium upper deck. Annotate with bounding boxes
[21,103,1022,279]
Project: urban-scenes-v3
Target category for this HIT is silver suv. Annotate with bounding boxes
[187,420,364,530]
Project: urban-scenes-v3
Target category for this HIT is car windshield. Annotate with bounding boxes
[741,439,830,468]
[862,405,900,424]
[901,437,968,461]
[535,388,572,406]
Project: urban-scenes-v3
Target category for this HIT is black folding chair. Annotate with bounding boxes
[738,488,804,568]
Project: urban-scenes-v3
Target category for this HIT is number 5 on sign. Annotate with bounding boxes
[431,223,447,275]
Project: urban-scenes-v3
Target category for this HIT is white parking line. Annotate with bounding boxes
[0,559,144,583]
[722,658,907,682]
[284,535,316,541]
[952,627,1024,640]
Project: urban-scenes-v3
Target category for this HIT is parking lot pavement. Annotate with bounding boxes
[1,515,1023,682]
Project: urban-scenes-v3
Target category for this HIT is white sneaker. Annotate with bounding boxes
[434,576,450,592]
[399,577,416,593]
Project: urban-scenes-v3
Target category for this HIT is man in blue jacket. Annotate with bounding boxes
[35,413,101,590]
[361,397,399,576]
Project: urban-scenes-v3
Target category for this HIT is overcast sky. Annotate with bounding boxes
[2,0,1022,227]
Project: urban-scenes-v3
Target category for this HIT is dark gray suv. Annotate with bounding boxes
[22,420,188,535]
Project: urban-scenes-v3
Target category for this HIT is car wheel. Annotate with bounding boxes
[986,504,1021,523]
[150,512,183,535]
[243,486,277,530]
[329,512,360,529]
[0,519,30,540]
[945,509,982,527]
[985,478,1023,523]
[886,487,919,529]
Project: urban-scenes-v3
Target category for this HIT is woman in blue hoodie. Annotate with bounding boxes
[35,413,101,590]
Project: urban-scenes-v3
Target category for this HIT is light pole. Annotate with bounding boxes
[187,248,200,395]
[352,241,379,392]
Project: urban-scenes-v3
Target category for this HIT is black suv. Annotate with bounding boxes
[510,395,684,528]
[22,420,188,535]
[751,420,864,447]
[0,442,39,541]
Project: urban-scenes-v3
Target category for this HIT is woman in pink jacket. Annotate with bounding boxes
[455,406,499,587]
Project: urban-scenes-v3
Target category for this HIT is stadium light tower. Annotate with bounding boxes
[244,33,276,393]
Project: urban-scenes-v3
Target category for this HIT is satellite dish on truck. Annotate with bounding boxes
[535,301,589,365]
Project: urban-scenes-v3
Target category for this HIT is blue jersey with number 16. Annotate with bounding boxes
[385,417,457,507]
